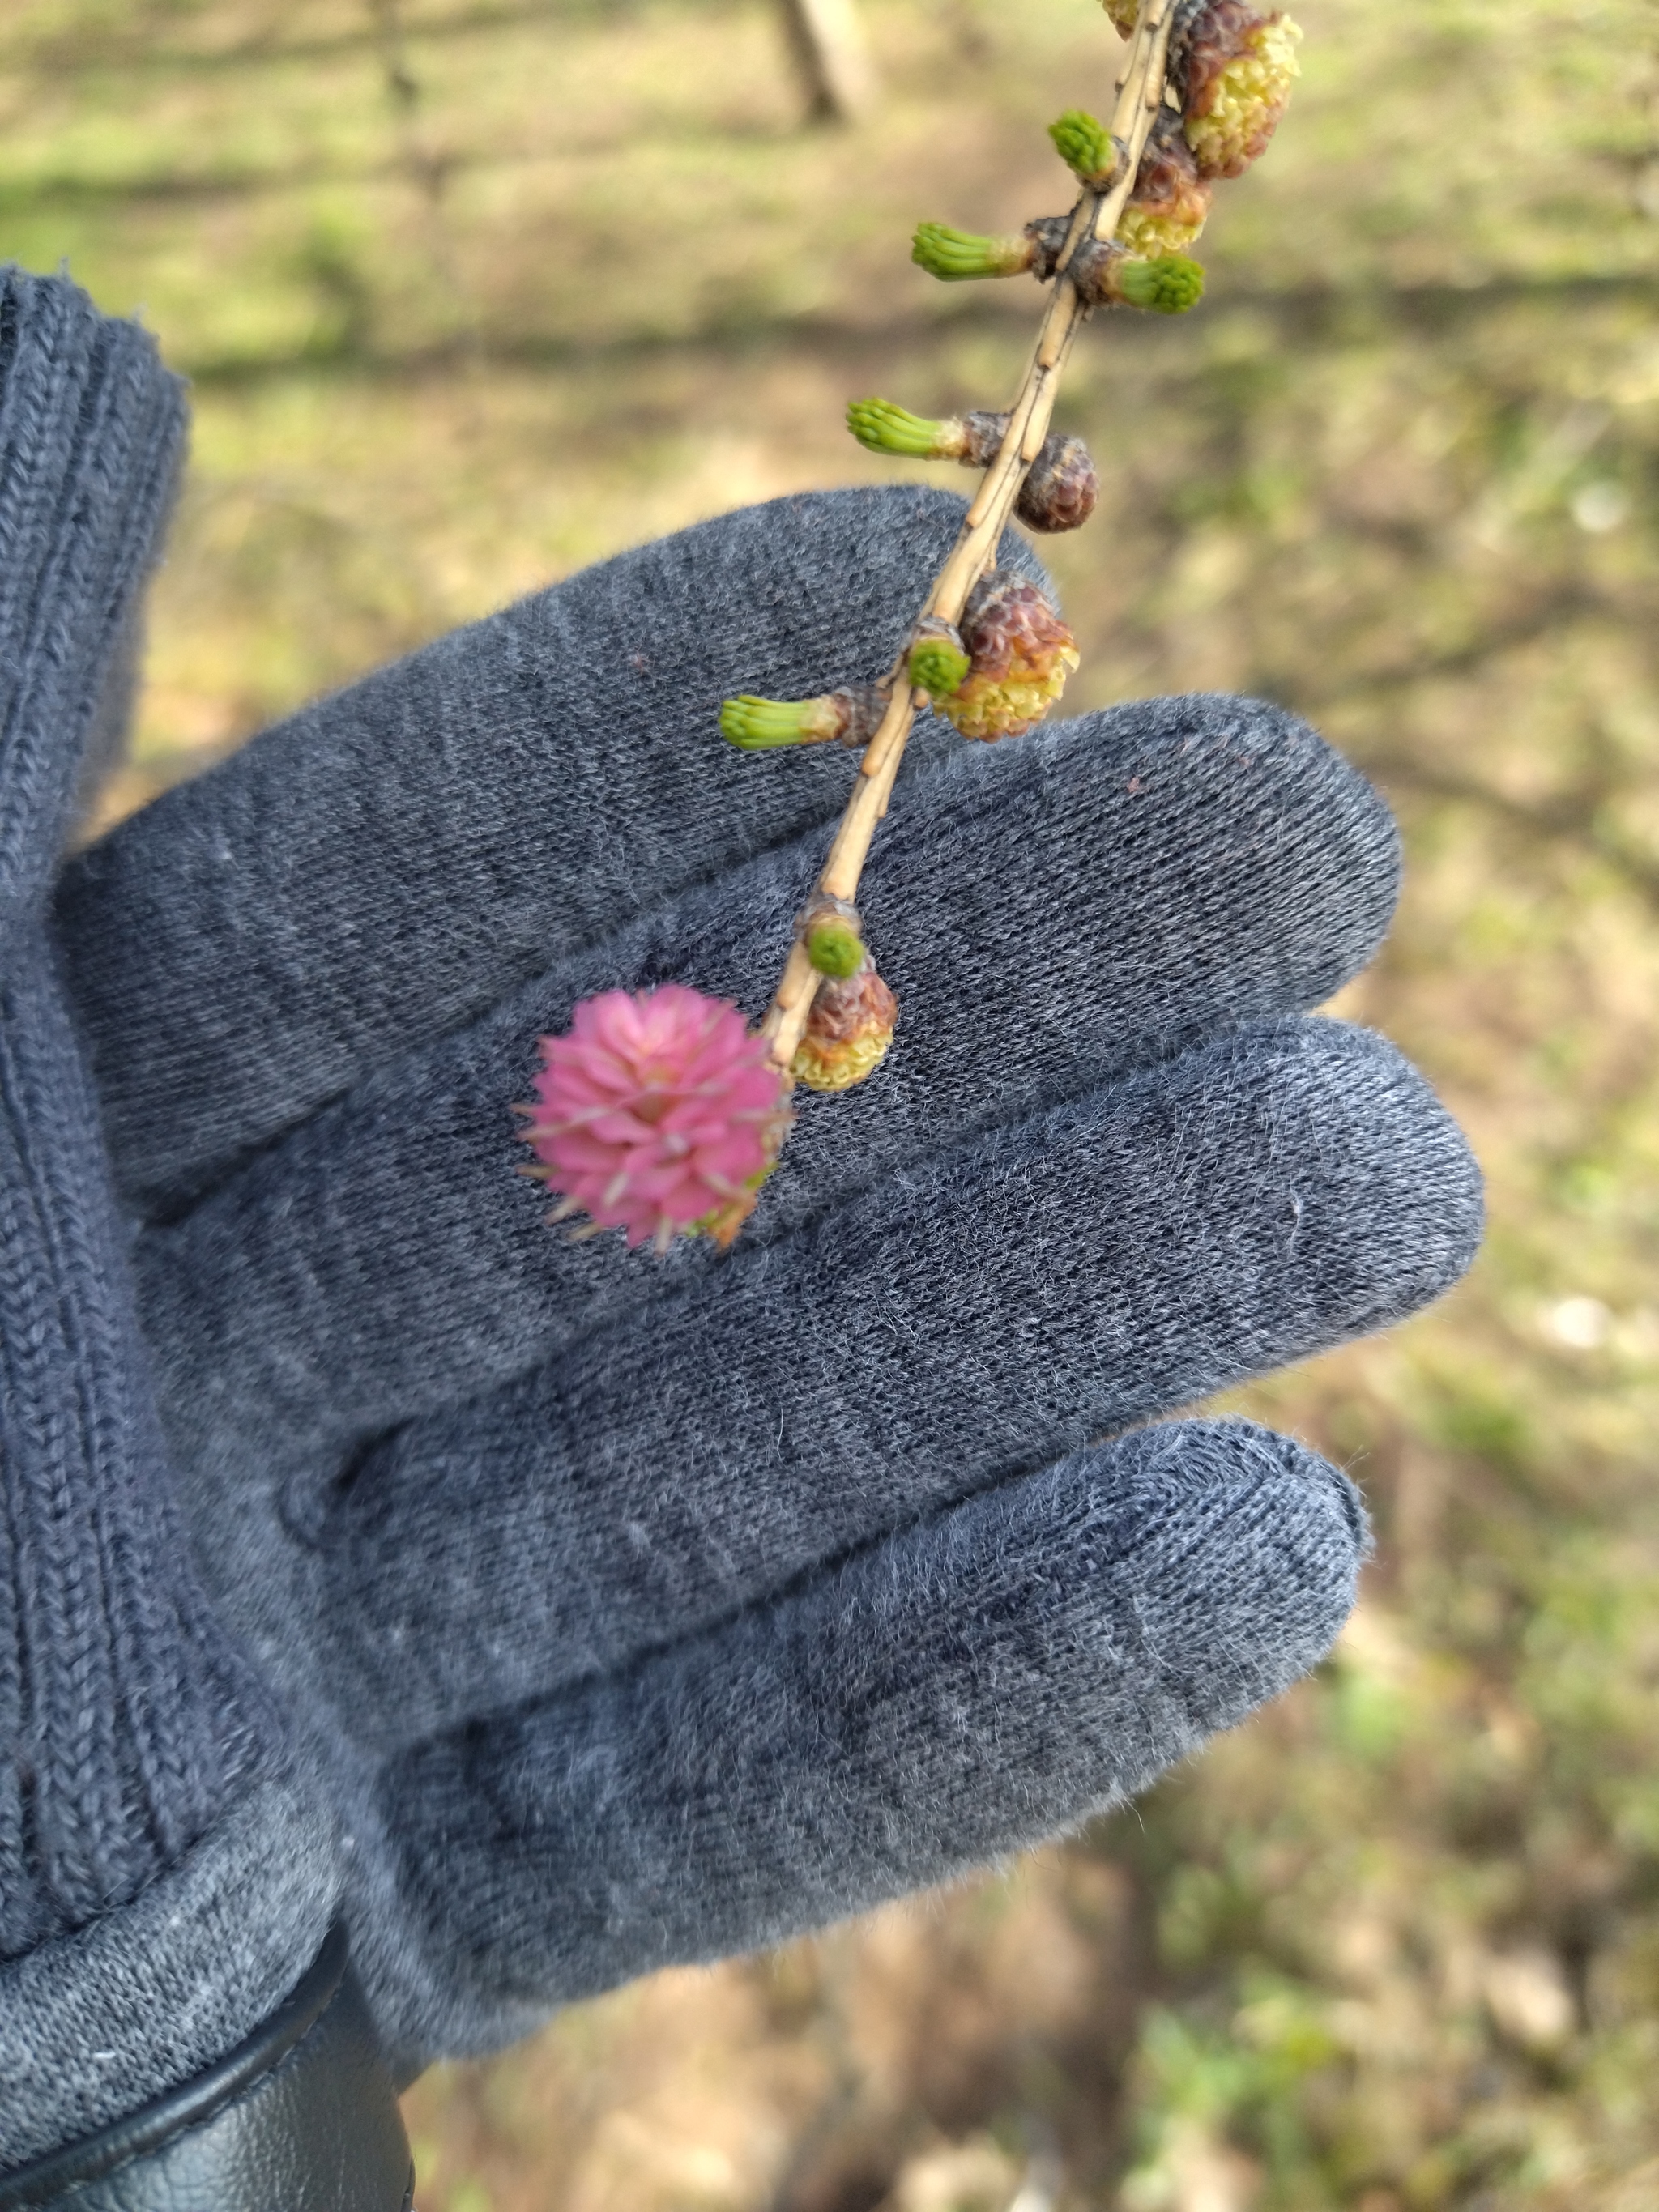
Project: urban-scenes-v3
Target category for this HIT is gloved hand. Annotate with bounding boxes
[53,477,1483,2086]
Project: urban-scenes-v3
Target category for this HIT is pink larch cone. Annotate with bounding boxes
[520,985,791,1252]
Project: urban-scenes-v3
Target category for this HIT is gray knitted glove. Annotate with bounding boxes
[0,269,339,2181]
[55,485,1482,2082]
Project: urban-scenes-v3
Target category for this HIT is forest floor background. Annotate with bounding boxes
[5,0,1658,2205]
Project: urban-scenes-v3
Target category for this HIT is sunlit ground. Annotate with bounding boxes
[6,0,1658,2203]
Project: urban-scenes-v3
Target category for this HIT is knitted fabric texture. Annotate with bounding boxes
[55,487,1485,2078]
[0,269,335,2176]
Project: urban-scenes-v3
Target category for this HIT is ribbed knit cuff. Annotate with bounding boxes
[0,1770,341,2175]
[0,268,322,2173]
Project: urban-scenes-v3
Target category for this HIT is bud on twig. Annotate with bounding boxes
[1120,108,1213,257]
[1178,2,1303,177]
[1023,215,1077,281]
[911,216,1080,287]
[1019,433,1101,530]
[792,963,900,1093]
[911,223,1042,281]
[1048,108,1124,187]
[846,399,975,460]
[1071,239,1206,313]
[799,893,868,978]
[720,684,887,751]
[847,402,1100,532]
[933,572,1081,742]
[1112,2,1303,182]
[907,616,972,700]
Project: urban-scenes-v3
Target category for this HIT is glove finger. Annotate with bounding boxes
[349,1416,1367,2073]
[136,697,1401,1468]
[257,1018,1476,1758]
[55,487,1047,1216]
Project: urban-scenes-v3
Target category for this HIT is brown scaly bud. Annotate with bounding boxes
[791,963,900,1093]
[935,572,1081,743]
[949,415,1099,534]
[1119,108,1213,258]
[1022,215,1076,283]
[1175,2,1303,179]
[1019,434,1101,532]
[956,411,1009,467]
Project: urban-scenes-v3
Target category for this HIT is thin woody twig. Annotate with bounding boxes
[761,0,1179,1072]
[521,0,1304,1255]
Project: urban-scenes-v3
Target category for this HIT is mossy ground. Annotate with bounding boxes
[6,0,1658,2205]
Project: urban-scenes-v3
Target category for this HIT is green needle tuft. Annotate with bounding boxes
[911,223,1031,283]
[721,696,836,750]
[1115,254,1206,314]
[847,398,950,459]
[1049,109,1117,185]
[909,637,971,699]
[806,922,866,979]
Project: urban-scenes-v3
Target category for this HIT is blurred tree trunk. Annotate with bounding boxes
[778,0,877,123]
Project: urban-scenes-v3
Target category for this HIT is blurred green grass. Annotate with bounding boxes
[6,1,1658,2206]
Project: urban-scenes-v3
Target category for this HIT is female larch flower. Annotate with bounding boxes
[521,986,791,1252]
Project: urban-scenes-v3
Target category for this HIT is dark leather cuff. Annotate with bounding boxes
[0,1926,413,2212]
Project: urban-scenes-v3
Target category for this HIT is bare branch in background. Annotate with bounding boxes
[366,0,481,356]
[369,0,450,207]
[777,0,877,124]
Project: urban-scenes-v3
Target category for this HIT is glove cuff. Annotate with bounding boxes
[0,1925,412,2212]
